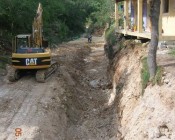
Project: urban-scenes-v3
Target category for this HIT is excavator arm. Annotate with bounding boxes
[32,3,43,48]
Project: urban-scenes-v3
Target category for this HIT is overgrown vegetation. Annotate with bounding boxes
[0,56,10,69]
[0,0,115,44]
[105,25,116,46]
[0,62,6,69]
[141,57,150,94]
[104,24,119,60]
[86,0,115,33]
[141,57,163,94]
[152,66,163,85]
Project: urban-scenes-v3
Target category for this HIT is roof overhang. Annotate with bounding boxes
[16,34,31,38]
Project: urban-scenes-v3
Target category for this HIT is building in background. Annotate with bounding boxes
[115,0,175,42]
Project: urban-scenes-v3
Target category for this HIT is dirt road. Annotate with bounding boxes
[0,37,118,140]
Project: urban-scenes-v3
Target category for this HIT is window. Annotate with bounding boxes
[163,0,169,13]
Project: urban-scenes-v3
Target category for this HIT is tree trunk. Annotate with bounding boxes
[147,0,160,79]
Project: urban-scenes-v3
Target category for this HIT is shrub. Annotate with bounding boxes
[152,66,163,85]
[0,56,10,69]
[105,25,116,46]
[141,57,163,94]
[141,57,150,94]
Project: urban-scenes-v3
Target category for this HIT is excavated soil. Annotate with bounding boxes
[1,37,175,140]
[0,37,118,140]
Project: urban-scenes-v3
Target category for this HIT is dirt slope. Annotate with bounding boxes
[111,42,175,140]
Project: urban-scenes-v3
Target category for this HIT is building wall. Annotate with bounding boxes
[162,0,175,35]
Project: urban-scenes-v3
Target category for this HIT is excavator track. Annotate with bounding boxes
[7,66,20,82]
[36,62,58,82]
[35,69,45,82]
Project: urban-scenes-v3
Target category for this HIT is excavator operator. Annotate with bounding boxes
[20,41,28,48]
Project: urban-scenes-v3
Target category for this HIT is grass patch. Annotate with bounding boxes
[141,57,163,94]
[141,57,150,94]
[169,49,175,56]
[152,66,163,85]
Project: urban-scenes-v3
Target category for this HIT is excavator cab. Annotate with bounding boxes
[13,34,46,54]
[14,35,30,53]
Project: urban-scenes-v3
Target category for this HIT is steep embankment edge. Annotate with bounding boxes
[110,41,175,139]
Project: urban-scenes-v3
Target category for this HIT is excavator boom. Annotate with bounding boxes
[33,3,43,47]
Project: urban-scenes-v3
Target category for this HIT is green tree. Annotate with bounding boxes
[0,0,114,43]
[88,0,115,29]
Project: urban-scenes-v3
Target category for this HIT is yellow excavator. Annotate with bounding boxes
[8,3,57,82]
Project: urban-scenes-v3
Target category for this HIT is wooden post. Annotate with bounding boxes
[133,0,137,26]
[124,0,129,31]
[115,1,119,29]
[137,0,143,32]
[159,0,163,40]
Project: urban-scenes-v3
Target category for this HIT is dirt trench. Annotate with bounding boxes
[0,37,119,140]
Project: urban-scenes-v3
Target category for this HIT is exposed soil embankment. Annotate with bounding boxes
[109,39,175,140]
